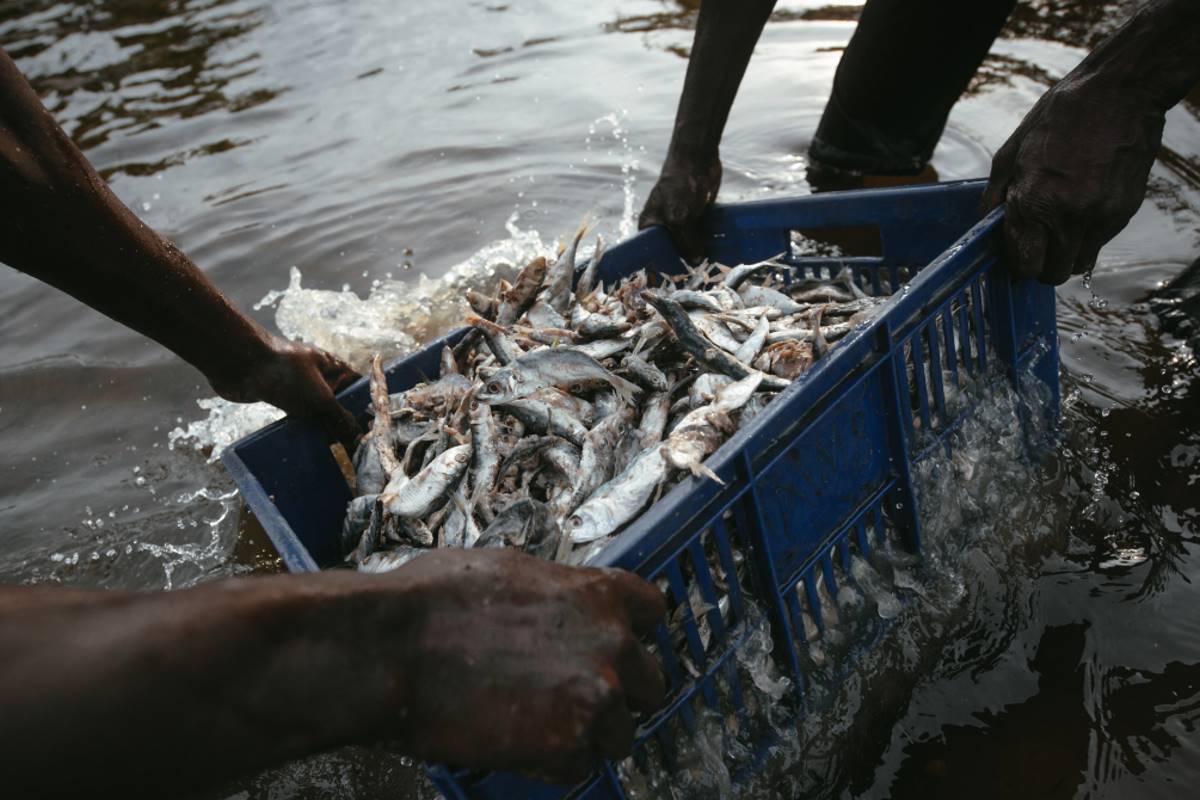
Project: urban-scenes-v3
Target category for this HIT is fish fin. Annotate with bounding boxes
[813,306,830,359]
[689,462,726,485]
[609,373,642,404]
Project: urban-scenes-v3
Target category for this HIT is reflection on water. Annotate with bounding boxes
[0,0,1198,797]
[2,0,274,177]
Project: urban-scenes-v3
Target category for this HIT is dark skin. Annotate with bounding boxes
[642,0,1200,285]
[0,47,360,451]
[0,549,666,797]
[983,0,1200,284]
[0,49,668,795]
[637,0,776,260]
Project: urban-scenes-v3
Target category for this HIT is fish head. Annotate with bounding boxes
[565,503,613,544]
[475,368,524,403]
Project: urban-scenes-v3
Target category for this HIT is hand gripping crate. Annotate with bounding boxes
[222,179,1059,798]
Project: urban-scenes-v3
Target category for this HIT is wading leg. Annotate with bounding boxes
[809,0,1016,177]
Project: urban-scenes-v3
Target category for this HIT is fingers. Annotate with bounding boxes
[602,568,668,637]
[588,677,637,762]
[1042,223,1082,287]
[318,398,363,453]
[1002,202,1049,282]
[640,204,704,262]
[1072,225,1106,278]
[318,351,361,394]
[982,138,1017,212]
[615,636,666,714]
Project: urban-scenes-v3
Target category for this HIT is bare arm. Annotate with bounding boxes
[0,48,360,448]
[0,550,666,798]
[984,0,1200,284]
[639,0,777,259]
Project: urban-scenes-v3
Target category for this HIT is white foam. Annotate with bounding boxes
[170,213,554,459]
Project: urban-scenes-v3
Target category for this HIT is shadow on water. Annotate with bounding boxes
[890,623,1092,799]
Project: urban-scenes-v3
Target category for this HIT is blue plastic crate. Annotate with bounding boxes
[222,179,1058,798]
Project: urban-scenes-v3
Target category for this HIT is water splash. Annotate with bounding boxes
[587,110,641,240]
[169,213,555,461]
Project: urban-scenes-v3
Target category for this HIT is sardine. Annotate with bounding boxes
[620,353,669,393]
[381,443,472,518]
[567,443,667,543]
[497,256,548,324]
[348,498,384,563]
[642,291,790,391]
[637,391,671,445]
[341,493,379,556]
[576,234,605,300]
[739,284,807,315]
[352,434,388,496]
[526,300,568,330]
[558,411,627,519]
[439,345,459,377]
[722,257,779,290]
[369,355,402,476]
[734,313,770,364]
[687,311,744,354]
[475,348,640,404]
[670,289,724,313]
[662,371,763,482]
[468,402,500,511]
[575,337,633,361]
[545,220,588,313]
[688,373,734,408]
[358,546,425,573]
[476,499,563,561]
[494,398,588,446]
[466,314,524,365]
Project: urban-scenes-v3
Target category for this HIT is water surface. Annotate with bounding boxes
[1,1,1198,797]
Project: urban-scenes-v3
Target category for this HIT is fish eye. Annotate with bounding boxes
[569,515,583,528]
[456,453,469,463]
[487,381,501,394]
[515,373,525,383]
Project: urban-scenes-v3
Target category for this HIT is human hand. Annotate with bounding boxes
[639,153,722,262]
[982,74,1164,285]
[209,337,361,451]
[379,549,667,783]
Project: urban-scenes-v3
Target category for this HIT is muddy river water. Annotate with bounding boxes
[1,1,1198,797]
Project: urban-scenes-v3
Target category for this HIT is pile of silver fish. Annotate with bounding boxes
[342,223,884,572]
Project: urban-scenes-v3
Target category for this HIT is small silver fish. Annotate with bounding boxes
[567,443,667,544]
[381,443,472,518]
[476,499,563,560]
[358,546,426,573]
[476,348,640,405]
[734,313,771,364]
[493,398,589,446]
[468,402,500,514]
[739,284,807,315]
[545,220,588,313]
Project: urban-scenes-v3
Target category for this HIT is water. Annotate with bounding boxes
[1,1,1198,797]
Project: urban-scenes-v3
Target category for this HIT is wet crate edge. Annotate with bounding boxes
[222,180,1059,799]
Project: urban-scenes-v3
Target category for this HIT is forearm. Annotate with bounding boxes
[1067,0,1200,112]
[663,0,776,164]
[0,48,273,384]
[0,575,406,797]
